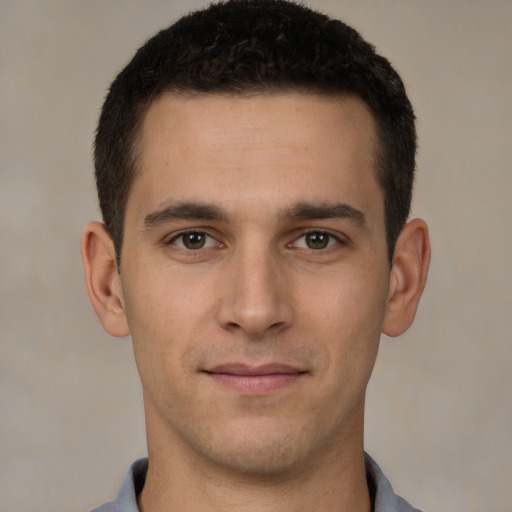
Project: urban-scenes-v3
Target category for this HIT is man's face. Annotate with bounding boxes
[119,92,391,474]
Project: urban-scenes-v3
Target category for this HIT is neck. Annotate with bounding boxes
[138,405,371,512]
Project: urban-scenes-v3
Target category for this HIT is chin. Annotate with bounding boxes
[195,419,322,478]
[207,441,304,477]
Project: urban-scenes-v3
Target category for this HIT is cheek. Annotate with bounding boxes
[305,263,388,329]
[302,264,388,372]
[122,269,212,381]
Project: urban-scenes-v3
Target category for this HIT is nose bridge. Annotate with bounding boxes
[217,237,293,337]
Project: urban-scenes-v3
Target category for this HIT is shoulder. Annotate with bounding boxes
[88,457,148,512]
[89,503,116,512]
[365,453,422,512]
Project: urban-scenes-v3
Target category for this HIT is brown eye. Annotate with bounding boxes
[305,232,330,249]
[182,232,206,249]
[171,231,217,250]
[290,231,340,251]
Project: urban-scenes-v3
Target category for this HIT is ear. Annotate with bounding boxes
[81,221,130,337]
[382,218,431,337]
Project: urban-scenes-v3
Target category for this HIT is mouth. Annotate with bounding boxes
[203,363,308,395]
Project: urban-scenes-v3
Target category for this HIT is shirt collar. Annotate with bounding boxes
[110,453,420,512]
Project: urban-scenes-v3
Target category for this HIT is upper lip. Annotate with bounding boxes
[204,363,305,376]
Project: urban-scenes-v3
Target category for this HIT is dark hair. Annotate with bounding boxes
[95,0,416,265]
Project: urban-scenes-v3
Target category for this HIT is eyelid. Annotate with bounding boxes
[166,229,221,250]
[288,229,347,250]
[163,227,348,251]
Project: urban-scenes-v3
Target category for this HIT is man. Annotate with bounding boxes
[81,1,430,510]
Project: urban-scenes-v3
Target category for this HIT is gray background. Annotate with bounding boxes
[1,1,511,511]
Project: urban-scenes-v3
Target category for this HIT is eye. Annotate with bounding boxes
[292,231,340,250]
[170,231,218,250]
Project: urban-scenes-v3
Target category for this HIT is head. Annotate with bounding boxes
[94,0,416,266]
[83,0,430,487]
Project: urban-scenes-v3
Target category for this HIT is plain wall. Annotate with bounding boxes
[1,1,511,511]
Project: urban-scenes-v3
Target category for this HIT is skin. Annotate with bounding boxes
[82,92,430,512]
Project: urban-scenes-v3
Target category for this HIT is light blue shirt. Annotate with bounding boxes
[90,453,421,512]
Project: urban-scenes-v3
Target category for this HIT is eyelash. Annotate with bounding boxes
[166,230,220,251]
[290,230,344,251]
[166,229,345,252]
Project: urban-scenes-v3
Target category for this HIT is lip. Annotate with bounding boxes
[203,363,307,395]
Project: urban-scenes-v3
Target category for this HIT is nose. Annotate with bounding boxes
[216,245,294,338]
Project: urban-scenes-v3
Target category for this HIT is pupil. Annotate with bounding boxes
[307,232,328,249]
[184,232,205,249]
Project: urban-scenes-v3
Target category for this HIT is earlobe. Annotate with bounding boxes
[81,221,130,337]
[382,218,431,337]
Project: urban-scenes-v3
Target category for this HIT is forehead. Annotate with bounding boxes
[138,91,377,156]
[129,92,382,222]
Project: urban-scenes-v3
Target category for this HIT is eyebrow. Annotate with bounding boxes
[280,202,367,226]
[143,201,228,229]
[143,200,366,230]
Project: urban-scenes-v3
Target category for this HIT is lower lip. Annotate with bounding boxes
[206,372,304,394]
